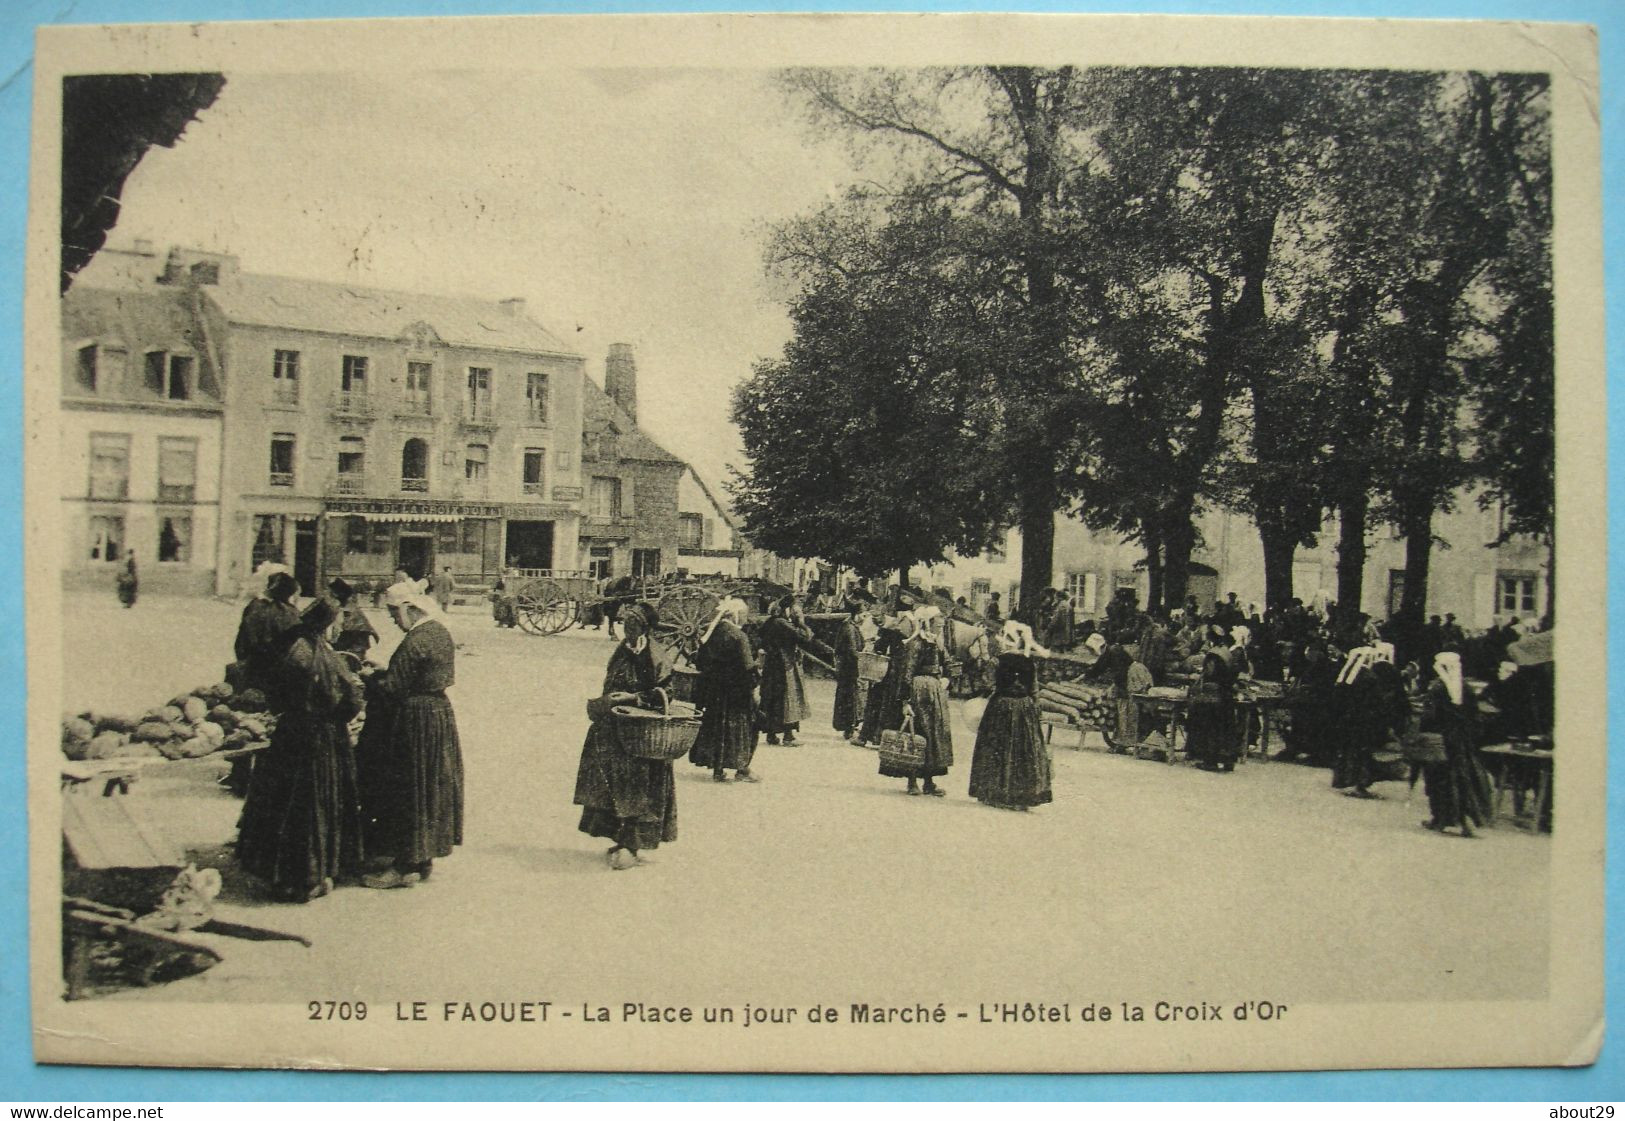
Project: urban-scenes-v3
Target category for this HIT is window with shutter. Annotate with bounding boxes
[678,514,703,549]
[88,433,130,500]
[157,437,197,502]
[76,345,97,393]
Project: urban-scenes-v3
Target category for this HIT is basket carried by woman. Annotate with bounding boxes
[857,652,891,683]
[607,688,701,761]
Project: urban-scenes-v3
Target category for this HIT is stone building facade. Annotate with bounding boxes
[575,344,687,580]
[674,465,743,577]
[62,245,706,599]
[58,280,223,595]
[172,249,591,597]
[920,501,1549,631]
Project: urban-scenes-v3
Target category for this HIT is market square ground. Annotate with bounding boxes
[57,592,1549,1009]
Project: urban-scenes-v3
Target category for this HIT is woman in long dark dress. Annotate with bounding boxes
[1277,639,1336,764]
[357,583,465,888]
[879,608,954,797]
[758,596,827,745]
[689,598,759,783]
[1187,648,1238,772]
[236,600,364,902]
[573,603,677,869]
[969,622,1053,810]
[1330,648,1381,795]
[831,601,866,742]
[1419,651,1493,837]
[116,555,138,608]
[856,616,906,747]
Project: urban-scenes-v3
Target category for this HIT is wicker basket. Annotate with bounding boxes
[857,652,891,683]
[609,688,701,761]
[877,712,928,771]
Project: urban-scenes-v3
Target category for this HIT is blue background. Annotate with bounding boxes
[2,0,1618,1102]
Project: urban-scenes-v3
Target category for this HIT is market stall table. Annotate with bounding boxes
[1477,742,1553,832]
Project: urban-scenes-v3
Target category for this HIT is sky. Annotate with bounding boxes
[104,68,860,492]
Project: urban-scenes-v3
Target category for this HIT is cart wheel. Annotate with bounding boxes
[513,579,550,634]
[655,587,720,658]
[535,580,576,635]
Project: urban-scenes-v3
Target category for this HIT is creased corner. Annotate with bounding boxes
[1563,1015,1604,1067]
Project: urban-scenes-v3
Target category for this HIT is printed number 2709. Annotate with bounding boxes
[308,1000,367,1021]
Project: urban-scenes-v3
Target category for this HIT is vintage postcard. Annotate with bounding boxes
[26,12,1604,1072]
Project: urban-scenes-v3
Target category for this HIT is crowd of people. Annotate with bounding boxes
[227,568,465,902]
[216,564,1550,895]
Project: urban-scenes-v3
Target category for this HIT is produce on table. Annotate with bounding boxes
[1035,679,1114,729]
[61,679,281,764]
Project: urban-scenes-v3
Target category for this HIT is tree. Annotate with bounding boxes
[778,67,1097,611]
[730,205,1016,578]
[1363,74,1550,638]
[1075,67,1330,610]
[1468,84,1554,621]
[61,73,226,293]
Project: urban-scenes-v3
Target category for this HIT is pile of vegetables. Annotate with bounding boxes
[1036,680,1114,728]
[61,682,277,763]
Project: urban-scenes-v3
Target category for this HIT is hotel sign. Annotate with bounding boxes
[325,498,504,519]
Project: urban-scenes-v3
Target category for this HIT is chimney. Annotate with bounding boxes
[500,297,525,316]
[162,247,239,286]
[605,343,638,424]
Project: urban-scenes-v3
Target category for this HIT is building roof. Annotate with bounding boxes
[61,285,222,404]
[581,375,685,465]
[203,272,579,357]
[684,464,739,530]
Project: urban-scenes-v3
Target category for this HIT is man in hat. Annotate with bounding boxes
[234,569,302,691]
[983,591,1003,625]
[757,595,831,745]
[430,565,456,613]
[1277,638,1337,764]
[327,578,378,659]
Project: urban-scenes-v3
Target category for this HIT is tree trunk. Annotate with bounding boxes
[1161,509,1196,612]
[1017,486,1055,627]
[1396,502,1434,661]
[1543,529,1555,629]
[1258,521,1297,616]
[1143,527,1164,616]
[1335,491,1369,619]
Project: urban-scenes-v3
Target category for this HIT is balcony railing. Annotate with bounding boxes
[269,471,294,488]
[270,382,299,406]
[331,390,374,418]
[330,472,368,496]
[158,484,196,503]
[88,482,129,501]
[521,480,546,496]
[401,476,429,493]
[396,396,432,418]
[461,402,497,427]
